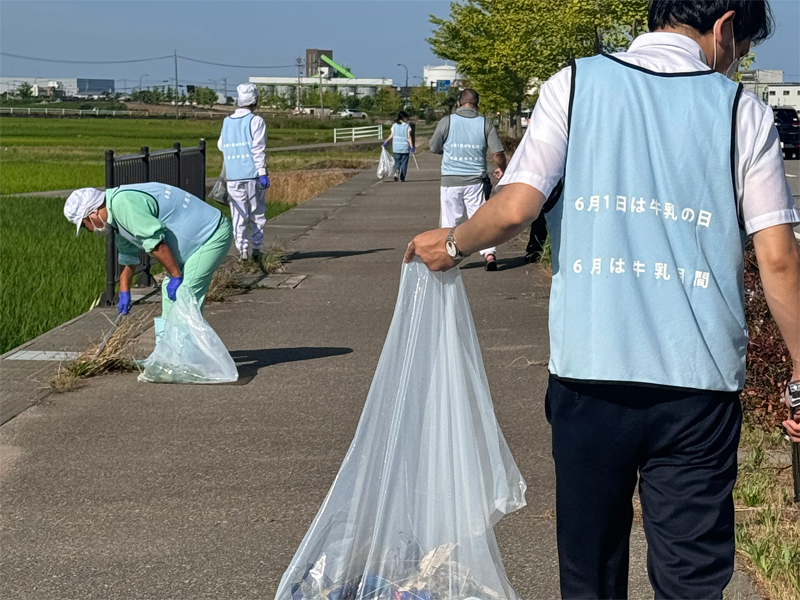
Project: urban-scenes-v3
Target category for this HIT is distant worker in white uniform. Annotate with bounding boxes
[429,89,507,271]
[218,83,269,262]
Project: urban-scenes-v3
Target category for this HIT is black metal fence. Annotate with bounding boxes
[100,140,207,305]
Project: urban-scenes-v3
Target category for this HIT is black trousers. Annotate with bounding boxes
[545,375,742,600]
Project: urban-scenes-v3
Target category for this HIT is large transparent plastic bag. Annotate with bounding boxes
[208,164,229,206]
[138,286,238,384]
[377,146,395,179]
[275,259,527,600]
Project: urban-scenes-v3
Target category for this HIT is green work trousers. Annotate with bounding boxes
[161,217,233,318]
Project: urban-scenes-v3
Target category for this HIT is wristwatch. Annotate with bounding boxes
[788,380,800,416]
[445,227,463,262]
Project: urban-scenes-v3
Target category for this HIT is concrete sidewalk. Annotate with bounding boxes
[0,152,760,599]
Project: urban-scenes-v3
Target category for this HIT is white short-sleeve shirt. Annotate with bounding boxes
[498,32,799,235]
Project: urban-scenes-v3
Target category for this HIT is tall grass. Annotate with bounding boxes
[0,196,105,353]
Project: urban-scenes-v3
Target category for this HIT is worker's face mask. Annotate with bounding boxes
[711,22,739,80]
[88,212,111,235]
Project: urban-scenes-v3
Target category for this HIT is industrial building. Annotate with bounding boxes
[766,82,800,111]
[740,69,783,101]
[423,64,464,91]
[0,77,115,98]
[250,49,391,101]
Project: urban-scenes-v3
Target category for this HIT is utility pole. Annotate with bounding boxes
[296,57,303,112]
[174,49,179,120]
[318,60,324,119]
[222,78,227,98]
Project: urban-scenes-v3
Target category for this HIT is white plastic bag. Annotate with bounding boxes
[208,164,229,206]
[275,259,527,600]
[138,286,238,384]
[377,146,395,179]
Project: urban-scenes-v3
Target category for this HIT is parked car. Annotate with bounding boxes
[773,106,799,159]
[339,108,367,119]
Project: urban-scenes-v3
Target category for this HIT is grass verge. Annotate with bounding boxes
[734,424,800,600]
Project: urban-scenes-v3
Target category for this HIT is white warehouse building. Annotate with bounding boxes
[0,77,115,97]
[765,82,800,111]
[423,64,464,90]
[248,76,392,100]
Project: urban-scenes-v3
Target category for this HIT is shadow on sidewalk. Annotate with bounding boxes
[461,255,530,272]
[288,249,393,261]
[229,346,353,384]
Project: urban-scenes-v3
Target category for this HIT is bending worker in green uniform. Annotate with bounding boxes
[64,184,233,322]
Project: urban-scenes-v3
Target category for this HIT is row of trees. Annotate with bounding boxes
[428,0,649,134]
[129,85,218,108]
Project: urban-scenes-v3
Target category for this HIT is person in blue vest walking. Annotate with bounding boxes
[429,89,507,270]
[218,83,269,262]
[405,1,800,598]
[64,184,234,325]
[383,111,414,182]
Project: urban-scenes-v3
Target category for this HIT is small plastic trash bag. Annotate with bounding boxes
[138,286,238,384]
[275,259,527,600]
[377,146,395,179]
[208,164,229,206]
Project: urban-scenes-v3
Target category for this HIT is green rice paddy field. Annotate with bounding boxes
[0,117,361,194]
[0,116,379,353]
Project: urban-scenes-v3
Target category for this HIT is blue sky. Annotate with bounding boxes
[0,0,797,92]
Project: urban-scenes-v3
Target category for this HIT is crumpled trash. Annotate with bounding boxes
[377,146,395,179]
[138,286,238,384]
[275,259,527,600]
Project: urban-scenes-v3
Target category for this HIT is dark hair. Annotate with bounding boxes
[396,111,409,123]
[459,88,479,106]
[648,0,774,43]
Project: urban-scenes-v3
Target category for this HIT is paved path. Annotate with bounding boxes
[0,153,760,599]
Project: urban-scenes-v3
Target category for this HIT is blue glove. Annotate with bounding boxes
[166,275,183,302]
[410,147,415,153]
[382,141,388,146]
[259,175,270,189]
[117,291,131,315]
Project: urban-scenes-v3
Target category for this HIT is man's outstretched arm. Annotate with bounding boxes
[405,182,545,270]
[752,223,800,442]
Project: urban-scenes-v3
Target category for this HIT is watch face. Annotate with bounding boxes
[445,240,457,258]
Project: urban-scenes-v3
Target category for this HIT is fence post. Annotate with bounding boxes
[199,138,206,200]
[173,142,182,188]
[141,146,150,181]
[101,150,118,306]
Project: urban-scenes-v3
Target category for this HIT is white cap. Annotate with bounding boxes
[237,83,258,107]
[64,188,106,235]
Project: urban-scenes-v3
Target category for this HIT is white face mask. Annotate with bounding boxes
[712,22,739,80]
[89,213,111,235]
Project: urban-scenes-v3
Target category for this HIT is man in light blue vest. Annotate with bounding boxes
[218,83,269,262]
[406,1,800,597]
[64,184,233,323]
[429,89,507,270]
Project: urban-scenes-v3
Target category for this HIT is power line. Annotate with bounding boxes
[176,56,297,69]
[0,51,298,70]
[0,52,172,64]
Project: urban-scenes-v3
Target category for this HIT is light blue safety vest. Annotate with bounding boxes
[109,183,222,267]
[221,113,258,180]
[442,114,487,177]
[546,54,746,392]
[392,122,410,153]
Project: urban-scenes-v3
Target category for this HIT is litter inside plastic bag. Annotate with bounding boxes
[377,146,395,179]
[275,259,527,600]
[138,286,238,384]
[208,164,229,206]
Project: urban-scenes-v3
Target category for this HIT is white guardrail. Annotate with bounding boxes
[333,124,383,143]
[0,106,136,117]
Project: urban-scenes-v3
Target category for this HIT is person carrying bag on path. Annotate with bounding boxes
[405,1,800,598]
[383,111,414,182]
[218,83,269,262]
[429,88,507,271]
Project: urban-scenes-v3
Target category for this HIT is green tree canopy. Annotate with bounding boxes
[428,0,648,129]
